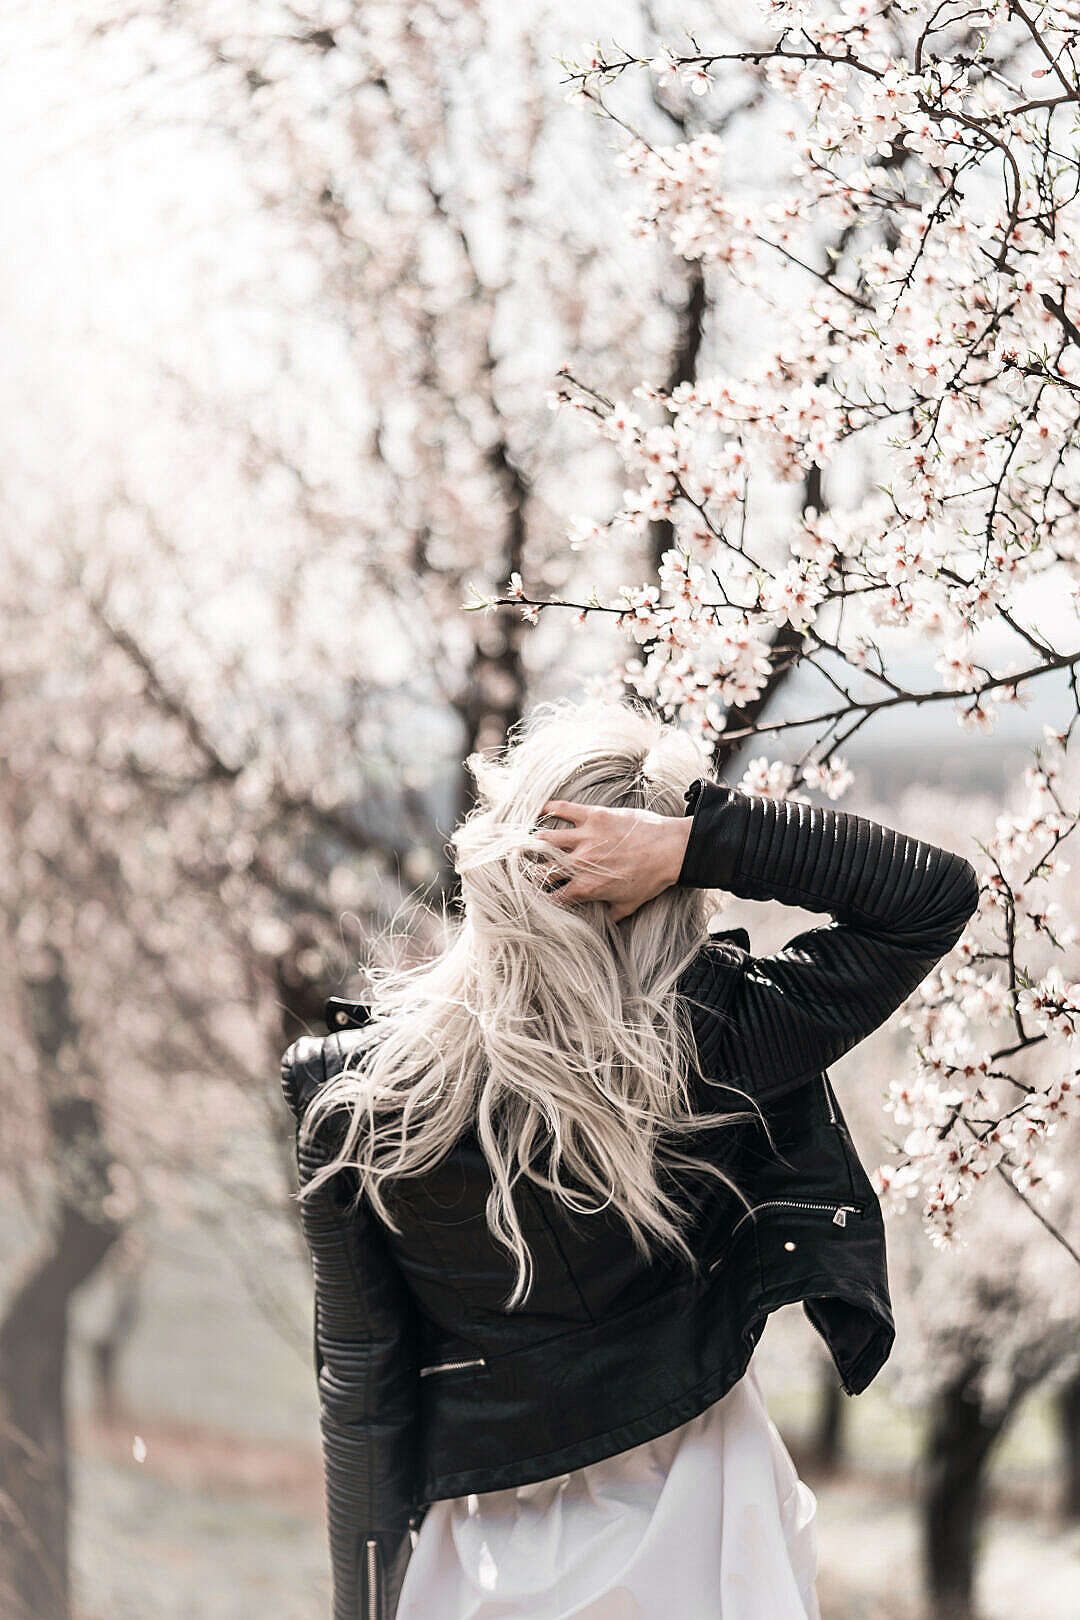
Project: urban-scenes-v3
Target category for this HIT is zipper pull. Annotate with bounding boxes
[364,1537,383,1620]
[833,1207,848,1227]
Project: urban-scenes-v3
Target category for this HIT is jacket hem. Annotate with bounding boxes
[418,1274,893,1503]
[418,1322,764,1502]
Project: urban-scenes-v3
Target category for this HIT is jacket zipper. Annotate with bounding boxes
[821,1072,839,1125]
[709,1199,862,1272]
[419,1355,487,1378]
[364,1537,382,1620]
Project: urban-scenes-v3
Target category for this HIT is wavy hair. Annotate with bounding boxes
[297,694,759,1309]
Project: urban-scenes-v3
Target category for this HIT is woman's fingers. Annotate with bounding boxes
[535,827,577,849]
[527,842,572,887]
[535,801,608,906]
[534,811,582,895]
[540,798,587,822]
[535,860,571,889]
[530,843,582,898]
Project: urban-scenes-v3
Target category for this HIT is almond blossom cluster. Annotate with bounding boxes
[875,737,1080,1244]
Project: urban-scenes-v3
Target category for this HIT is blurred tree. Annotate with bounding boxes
[0,943,120,1620]
[808,1364,846,1474]
[86,1235,145,1425]
[121,0,689,817]
[849,780,1080,1620]
[0,4,727,1614]
[1056,1367,1080,1521]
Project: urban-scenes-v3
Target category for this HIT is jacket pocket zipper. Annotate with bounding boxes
[419,1356,487,1378]
[709,1200,863,1272]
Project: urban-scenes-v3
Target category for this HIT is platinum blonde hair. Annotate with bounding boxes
[297,694,758,1309]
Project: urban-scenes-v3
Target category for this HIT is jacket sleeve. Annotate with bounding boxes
[676,779,980,1098]
[281,1036,420,1620]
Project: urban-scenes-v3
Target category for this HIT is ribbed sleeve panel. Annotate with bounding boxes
[676,782,980,1096]
[282,1037,419,1620]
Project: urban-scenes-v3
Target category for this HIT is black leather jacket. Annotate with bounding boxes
[280,779,980,1620]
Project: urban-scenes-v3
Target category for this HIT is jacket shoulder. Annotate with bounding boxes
[280,1034,329,1122]
[677,934,749,1079]
[678,933,748,1002]
[280,1025,372,1122]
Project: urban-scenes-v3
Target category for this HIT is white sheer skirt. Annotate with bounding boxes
[396,1358,821,1620]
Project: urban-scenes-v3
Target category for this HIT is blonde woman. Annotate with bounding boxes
[280,695,979,1620]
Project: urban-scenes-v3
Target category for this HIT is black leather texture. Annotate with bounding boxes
[284,1050,419,1620]
[675,779,981,1100]
[281,780,980,1617]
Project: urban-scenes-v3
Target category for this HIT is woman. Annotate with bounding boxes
[281,696,980,1620]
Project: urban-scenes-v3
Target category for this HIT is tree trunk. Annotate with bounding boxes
[88,1257,142,1426]
[446,430,529,892]
[1057,1366,1080,1521]
[810,1360,845,1473]
[648,263,707,577]
[0,957,119,1620]
[921,1365,1016,1620]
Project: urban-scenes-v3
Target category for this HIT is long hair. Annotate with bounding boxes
[297,694,759,1309]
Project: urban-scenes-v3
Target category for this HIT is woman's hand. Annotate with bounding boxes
[533,799,692,923]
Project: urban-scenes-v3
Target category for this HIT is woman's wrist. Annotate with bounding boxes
[660,812,694,888]
[674,782,746,891]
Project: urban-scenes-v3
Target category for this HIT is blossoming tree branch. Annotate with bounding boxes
[467,1,1080,1257]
